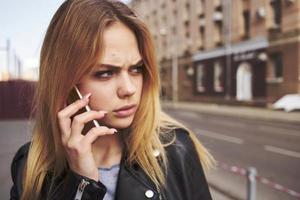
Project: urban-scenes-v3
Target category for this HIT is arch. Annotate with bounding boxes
[236,62,253,101]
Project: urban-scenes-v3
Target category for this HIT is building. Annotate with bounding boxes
[267,0,300,103]
[130,0,300,106]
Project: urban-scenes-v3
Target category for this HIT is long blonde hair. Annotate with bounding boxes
[22,0,214,199]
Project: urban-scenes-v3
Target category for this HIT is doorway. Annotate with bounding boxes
[236,62,253,101]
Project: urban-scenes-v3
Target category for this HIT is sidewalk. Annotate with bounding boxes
[162,101,300,124]
[210,187,237,200]
[162,101,300,200]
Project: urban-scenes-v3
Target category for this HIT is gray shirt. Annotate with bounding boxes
[99,164,120,200]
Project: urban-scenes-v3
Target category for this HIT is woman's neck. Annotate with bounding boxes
[92,131,124,168]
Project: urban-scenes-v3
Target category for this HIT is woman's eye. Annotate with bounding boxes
[131,65,144,74]
[93,70,114,78]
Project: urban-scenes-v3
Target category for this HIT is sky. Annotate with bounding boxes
[0,0,131,77]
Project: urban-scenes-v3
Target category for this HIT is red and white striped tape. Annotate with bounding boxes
[256,176,300,198]
[217,162,300,199]
[218,162,247,176]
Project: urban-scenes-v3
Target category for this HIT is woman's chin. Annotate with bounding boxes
[101,117,134,130]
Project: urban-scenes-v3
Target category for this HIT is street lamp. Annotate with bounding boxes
[224,0,232,100]
[13,51,22,79]
[0,39,11,79]
[160,27,178,103]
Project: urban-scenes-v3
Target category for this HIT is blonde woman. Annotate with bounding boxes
[10,0,214,199]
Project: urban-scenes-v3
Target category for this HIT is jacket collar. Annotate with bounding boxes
[114,147,161,200]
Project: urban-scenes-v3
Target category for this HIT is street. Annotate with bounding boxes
[1,109,300,200]
[0,120,227,199]
[0,120,32,200]
[164,107,300,200]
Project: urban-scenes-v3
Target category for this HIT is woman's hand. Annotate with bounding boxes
[57,93,116,181]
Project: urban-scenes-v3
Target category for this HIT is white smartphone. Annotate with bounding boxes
[67,86,100,135]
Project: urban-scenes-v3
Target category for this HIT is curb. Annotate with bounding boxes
[208,182,242,200]
[162,101,300,124]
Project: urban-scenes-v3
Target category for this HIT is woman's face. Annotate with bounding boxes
[78,22,144,130]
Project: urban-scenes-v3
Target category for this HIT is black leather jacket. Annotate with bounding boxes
[10,129,212,200]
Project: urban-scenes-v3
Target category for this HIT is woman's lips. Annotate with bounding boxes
[113,104,137,118]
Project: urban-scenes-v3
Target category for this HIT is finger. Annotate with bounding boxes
[57,94,91,142]
[83,127,117,145]
[59,118,72,145]
[58,93,91,119]
[58,113,72,144]
[70,110,108,138]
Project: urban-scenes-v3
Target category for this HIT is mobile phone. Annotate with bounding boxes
[67,86,100,135]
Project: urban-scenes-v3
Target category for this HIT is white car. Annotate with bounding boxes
[273,94,300,112]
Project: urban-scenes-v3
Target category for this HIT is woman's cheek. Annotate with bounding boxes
[91,92,112,111]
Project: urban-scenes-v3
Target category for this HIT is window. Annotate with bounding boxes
[213,10,223,45]
[196,64,206,92]
[184,20,190,27]
[243,10,250,39]
[185,21,190,39]
[162,37,167,50]
[214,62,224,92]
[185,31,190,39]
[270,0,282,29]
[198,15,205,49]
[215,21,223,45]
[185,2,190,10]
[201,0,205,7]
[173,9,177,16]
[199,26,205,48]
[269,53,283,81]
[162,15,167,23]
[172,26,177,35]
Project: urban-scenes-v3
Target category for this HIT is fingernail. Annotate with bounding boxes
[83,93,91,99]
[110,128,118,133]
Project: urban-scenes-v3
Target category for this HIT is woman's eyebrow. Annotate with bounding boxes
[97,59,143,69]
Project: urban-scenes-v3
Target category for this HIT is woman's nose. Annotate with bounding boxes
[117,73,136,98]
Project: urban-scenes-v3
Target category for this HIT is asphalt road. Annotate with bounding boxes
[164,107,300,200]
[0,120,230,200]
[0,120,32,200]
[1,111,299,200]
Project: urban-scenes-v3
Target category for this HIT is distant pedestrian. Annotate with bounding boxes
[10,0,214,199]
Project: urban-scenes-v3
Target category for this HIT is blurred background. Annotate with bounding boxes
[1,0,300,199]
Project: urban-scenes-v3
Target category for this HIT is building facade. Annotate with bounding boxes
[130,0,300,106]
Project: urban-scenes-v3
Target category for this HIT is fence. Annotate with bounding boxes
[218,162,300,200]
[0,80,36,119]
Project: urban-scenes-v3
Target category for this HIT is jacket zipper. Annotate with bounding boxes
[74,179,90,200]
[156,184,163,200]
